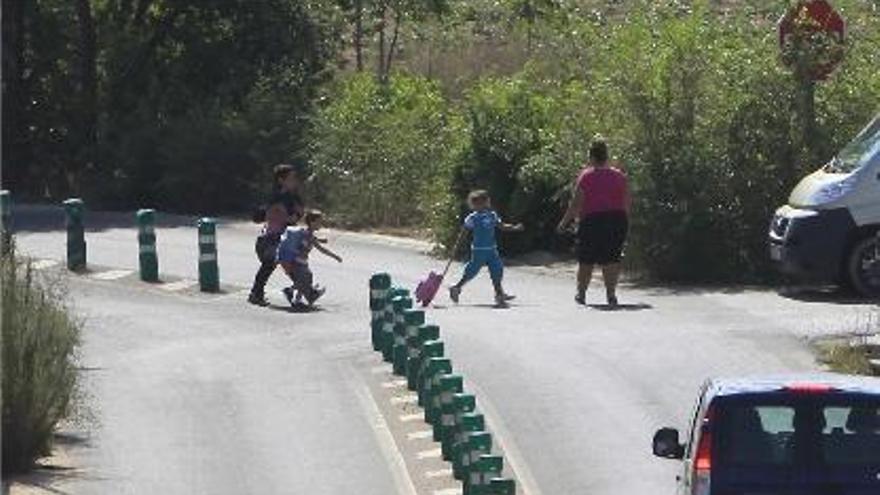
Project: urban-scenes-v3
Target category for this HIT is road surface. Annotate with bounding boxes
[10,204,877,494]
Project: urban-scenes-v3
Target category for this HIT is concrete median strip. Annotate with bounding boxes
[368,272,533,495]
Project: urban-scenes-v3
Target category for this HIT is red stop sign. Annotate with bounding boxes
[778,0,846,80]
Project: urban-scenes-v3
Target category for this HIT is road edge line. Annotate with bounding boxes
[343,364,419,495]
[467,381,544,495]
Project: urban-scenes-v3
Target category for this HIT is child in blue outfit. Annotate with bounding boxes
[276,210,342,306]
[449,190,524,307]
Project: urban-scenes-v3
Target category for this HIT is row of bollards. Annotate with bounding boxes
[0,191,220,292]
[369,273,517,495]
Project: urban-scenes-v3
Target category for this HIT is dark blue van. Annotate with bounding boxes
[653,374,880,495]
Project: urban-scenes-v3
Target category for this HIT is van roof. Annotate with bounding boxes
[707,373,880,398]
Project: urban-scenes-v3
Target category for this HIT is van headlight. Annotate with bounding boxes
[810,174,858,205]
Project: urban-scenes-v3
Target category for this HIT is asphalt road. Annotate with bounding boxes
[11,204,878,494]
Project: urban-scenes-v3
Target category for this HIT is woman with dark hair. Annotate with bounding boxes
[557,139,630,307]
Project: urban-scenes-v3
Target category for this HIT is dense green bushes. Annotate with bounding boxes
[2,246,80,474]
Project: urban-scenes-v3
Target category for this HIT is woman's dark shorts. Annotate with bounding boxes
[576,210,629,265]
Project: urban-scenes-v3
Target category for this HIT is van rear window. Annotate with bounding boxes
[714,394,880,467]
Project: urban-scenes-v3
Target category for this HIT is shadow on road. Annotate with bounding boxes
[777,286,877,306]
[267,304,325,314]
[587,303,653,311]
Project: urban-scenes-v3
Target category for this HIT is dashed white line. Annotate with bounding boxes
[390,395,418,405]
[160,279,197,292]
[416,448,442,460]
[425,468,454,479]
[432,489,462,495]
[90,269,133,281]
[399,413,423,423]
[382,379,408,389]
[406,429,434,440]
[31,259,59,270]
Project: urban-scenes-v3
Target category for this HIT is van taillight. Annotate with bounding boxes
[692,408,713,495]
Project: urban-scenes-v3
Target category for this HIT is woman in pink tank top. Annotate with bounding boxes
[557,140,630,307]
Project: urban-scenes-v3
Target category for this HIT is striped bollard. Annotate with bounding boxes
[467,455,504,495]
[384,294,411,363]
[394,309,424,375]
[417,342,445,405]
[407,324,440,390]
[63,198,87,271]
[379,288,400,355]
[434,374,464,442]
[453,413,486,480]
[488,478,516,495]
[444,393,476,460]
[136,209,159,282]
[1,190,11,254]
[460,432,493,491]
[422,358,452,423]
[370,274,392,350]
[197,217,219,292]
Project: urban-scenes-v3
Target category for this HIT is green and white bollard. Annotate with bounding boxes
[136,209,159,282]
[467,455,504,495]
[453,413,486,480]
[63,198,86,271]
[434,374,464,443]
[488,478,516,495]
[197,217,219,292]
[460,431,493,490]
[407,324,440,391]
[422,358,453,423]
[417,342,445,406]
[444,393,476,460]
[370,273,392,351]
[379,288,401,355]
[394,309,424,375]
[385,294,412,363]
[1,190,12,254]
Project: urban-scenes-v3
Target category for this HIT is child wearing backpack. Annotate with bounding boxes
[276,210,342,306]
[449,190,524,307]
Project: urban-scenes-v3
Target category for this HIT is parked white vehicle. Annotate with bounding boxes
[769,113,880,296]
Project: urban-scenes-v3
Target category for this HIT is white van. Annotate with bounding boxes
[769,113,880,296]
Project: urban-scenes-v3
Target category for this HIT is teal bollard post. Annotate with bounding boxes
[63,198,86,271]
[434,374,464,442]
[444,393,476,460]
[488,478,516,495]
[385,294,412,363]
[453,413,486,480]
[422,358,452,424]
[417,341,445,406]
[197,217,219,292]
[370,273,392,350]
[394,309,424,375]
[460,432,493,492]
[407,324,440,391]
[136,209,159,282]
[467,455,504,495]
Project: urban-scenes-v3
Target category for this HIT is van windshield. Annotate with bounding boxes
[825,116,880,174]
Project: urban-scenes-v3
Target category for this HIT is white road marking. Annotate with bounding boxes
[31,259,59,270]
[467,382,543,495]
[432,489,462,495]
[416,448,442,460]
[160,279,197,292]
[425,468,453,479]
[382,379,408,389]
[390,395,418,405]
[90,269,133,281]
[399,413,423,423]
[343,365,418,495]
[406,430,434,441]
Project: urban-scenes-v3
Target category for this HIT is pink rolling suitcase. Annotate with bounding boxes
[414,229,465,307]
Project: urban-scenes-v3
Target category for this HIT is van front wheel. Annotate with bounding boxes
[846,235,880,297]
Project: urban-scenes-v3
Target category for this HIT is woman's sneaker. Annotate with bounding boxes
[282,286,296,306]
[606,293,619,308]
[449,285,461,303]
[575,290,586,305]
[306,285,326,305]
